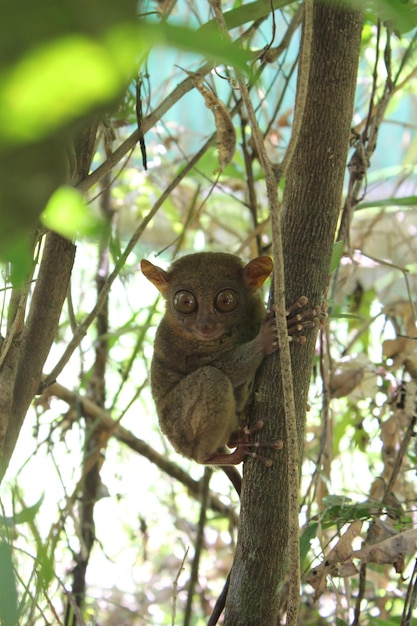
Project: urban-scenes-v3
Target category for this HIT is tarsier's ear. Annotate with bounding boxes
[242,256,273,292]
[141,259,170,296]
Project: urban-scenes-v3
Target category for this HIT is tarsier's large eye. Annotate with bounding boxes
[215,289,239,313]
[173,290,197,314]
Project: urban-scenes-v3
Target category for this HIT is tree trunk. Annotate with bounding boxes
[0,233,75,480]
[0,121,98,482]
[224,2,363,624]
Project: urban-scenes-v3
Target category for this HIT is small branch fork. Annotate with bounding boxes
[338,21,396,247]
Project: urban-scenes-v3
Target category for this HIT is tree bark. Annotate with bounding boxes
[224,2,363,624]
[0,233,75,480]
[0,121,98,482]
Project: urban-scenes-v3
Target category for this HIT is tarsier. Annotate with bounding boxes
[141,252,309,473]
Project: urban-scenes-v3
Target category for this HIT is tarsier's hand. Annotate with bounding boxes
[259,296,324,355]
[259,308,279,356]
[286,296,324,341]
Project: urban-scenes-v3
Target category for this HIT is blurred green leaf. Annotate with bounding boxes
[0,0,138,149]
[12,489,56,589]
[345,286,376,353]
[0,6,252,259]
[322,495,353,509]
[143,21,251,70]
[3,236,36,287]
[0,136,67,264]
[321,495,374,526]
[0,20,251,152]
[41,186,102,238]
[11,494,44,526]
[329,240,344,274]
[36,543,55,588]
[0,36,127,148]
[300,522,318,567]
[358,195,417,209]
[0,542,18,626]
[369,618,402,626]
[372,0,417,34]
[0,0,137,62]
[200,0,297,34]
[359,0,417,33]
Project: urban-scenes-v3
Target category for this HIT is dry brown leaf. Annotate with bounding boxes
[383,301,417,373]
[330,366,365,398]
[329,354,376,400]
[353,528,417,574]
[190,75,236,172]
[332,520,363,562]
[307,521,363,600]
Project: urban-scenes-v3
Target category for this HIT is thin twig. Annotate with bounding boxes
[184,468,212,626]
[42,134,217,389]
[172,547,189,626]
[275,0,312,181]
[207,571,231,626]
[77,0,292,196]
[301,327,331,515]
[360,252,416,322]
[401,558,417,626]
[338,23,394,244]
[351,563,367,626]
[383,415,416,504]
[39,381,238,521]
[76,67,213,194]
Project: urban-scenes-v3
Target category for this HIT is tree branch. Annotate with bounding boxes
[0,233,75,481]
[41,381,238,522]
[42,133,218,390]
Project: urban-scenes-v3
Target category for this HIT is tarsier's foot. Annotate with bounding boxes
[285,296,325,342]
[205,420,283,467]
[233,438,283,467]
[238,420,283,467]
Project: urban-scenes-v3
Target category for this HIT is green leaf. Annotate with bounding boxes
[0,491,45,533]
[372,0,417,34]
[369,618,402,626]
[322,495,353,509]
[41,186,102,238]
[200,0,297,34]
[321,495,375,526]
[0,18,250,151]
[0,35,127,148]
[11,494,44,526]
[2,237,35,287]
[0,542,18,626]
[143,21,251,70]
[329,240,344,274]
[12,489,56,589]
[300,522,318,567]
[358,195,417,209]
[36,543,55,588]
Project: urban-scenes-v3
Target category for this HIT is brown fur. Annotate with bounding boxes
[141,252,277,465]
